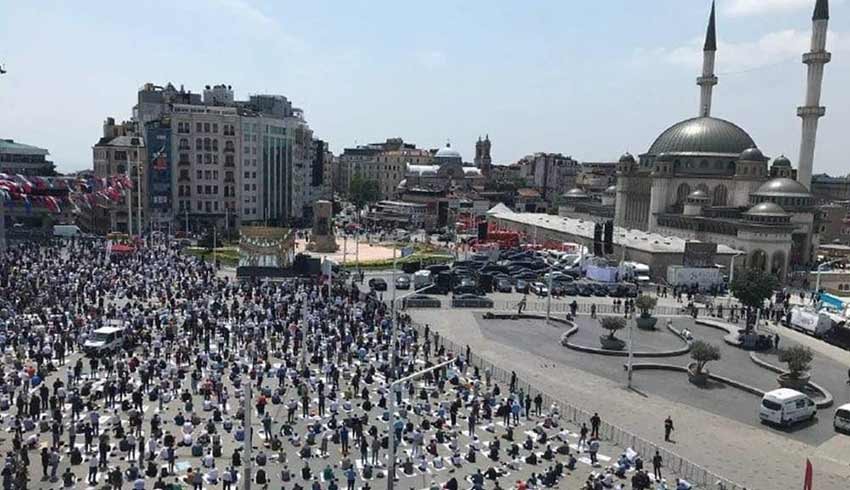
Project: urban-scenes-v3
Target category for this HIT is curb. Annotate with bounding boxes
[560,324,690,358]
[628,363,765,396]
[748,352,834,409]
[695,318,743,347]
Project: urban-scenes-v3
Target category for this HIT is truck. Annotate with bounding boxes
[413,270,433,290]
[666,265,723,290]
[53,224,82,238]
[789,307,833,337]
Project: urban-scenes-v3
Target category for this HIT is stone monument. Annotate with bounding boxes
[306,200,338,252]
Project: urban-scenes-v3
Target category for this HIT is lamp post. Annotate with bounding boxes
[727,252,744,307]
[814,259,842,305]
[386,355,455,490]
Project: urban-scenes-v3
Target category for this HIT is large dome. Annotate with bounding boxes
[648,116,757,156]
[434,145,461,160]
[754,178,811,197]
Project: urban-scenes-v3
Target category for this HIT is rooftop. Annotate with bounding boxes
[489,210,743,255]
[0,139,49,156]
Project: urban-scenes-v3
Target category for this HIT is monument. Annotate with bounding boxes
[307,200,338,252]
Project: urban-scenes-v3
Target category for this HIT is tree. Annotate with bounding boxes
[634,294,658,318]
[690,340,721,374]
[349,175,380,210]
[599,316,626,340]
[730,269,780,328]
[778,345,813,378]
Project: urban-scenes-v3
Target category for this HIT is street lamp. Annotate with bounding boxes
[814,259,843,305]
[386,355,455,490]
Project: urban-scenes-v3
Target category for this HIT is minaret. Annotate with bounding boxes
[697,1,718,117]
[797,0,831,190]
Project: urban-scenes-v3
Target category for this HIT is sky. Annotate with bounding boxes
[0,0,848,176]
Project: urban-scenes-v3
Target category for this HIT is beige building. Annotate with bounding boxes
[340,139,431,200]
[92,118,146,234]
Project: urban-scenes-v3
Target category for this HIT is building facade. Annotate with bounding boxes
[0,139,56,176]
[514,152,579,200]
[92,118,146,234]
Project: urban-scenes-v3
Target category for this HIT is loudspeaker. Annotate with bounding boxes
[477,222,488,241]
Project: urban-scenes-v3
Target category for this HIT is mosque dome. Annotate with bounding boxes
[604,185,617,195]
[740,147,766,161]
[564,188,588,198]
[687,189,710,201]
[745,202,789,219]
[772,155,792,167]
[434,145,461,160]
[648,116,757,156]
[619,152,636,164]
[753,178,811,197]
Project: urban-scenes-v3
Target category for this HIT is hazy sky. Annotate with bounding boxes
[1,0,848,175]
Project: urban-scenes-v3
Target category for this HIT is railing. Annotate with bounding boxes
[410,321,746,490]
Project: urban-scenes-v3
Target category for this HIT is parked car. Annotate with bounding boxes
[561,283,579,296]
[451,294,494,308]
[395,275,411,290]
[576,282,593,297]
[402,294,441,309]
[592,283,609,297]
[530,282,549,297]
[453,277,480,295]
[515,279,530,294]
[759,388,816,427]
[834,403,850,433]
[496,277,513,293]
[368,278,388,291]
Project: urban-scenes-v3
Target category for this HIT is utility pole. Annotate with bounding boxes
[242,356,252,490]
[627,319,634,388]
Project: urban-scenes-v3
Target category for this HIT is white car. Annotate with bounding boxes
[834,403,850,433]
[759,388,816,427]
[83,325,127,355]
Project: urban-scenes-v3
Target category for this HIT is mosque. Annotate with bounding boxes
[613,0,831,281]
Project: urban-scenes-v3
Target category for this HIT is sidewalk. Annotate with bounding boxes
[412,309,850,490]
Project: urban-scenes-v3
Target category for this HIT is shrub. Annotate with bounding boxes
[690,340,721,374]
[599,316,626,339]
[778,345,813,378]
[634,294,658,317]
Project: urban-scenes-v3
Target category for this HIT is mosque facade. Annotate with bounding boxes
[613,0,831,280]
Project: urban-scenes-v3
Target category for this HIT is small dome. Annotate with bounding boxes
[604,185,617,195]
[745,201,789,217]
[619,152,636,164]
[740,147,765,161]
[435,145,461,159]
[772,155,792,167]
[687,189,710,201]
[754,178,810,197]
[565,188,588,198]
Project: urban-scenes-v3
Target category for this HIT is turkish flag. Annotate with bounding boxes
[804,459,813,490]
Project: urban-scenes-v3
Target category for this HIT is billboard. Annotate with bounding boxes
[683,241,717,268]
[145,122,172,212]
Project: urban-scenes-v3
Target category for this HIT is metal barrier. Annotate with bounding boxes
[414,322,745,490]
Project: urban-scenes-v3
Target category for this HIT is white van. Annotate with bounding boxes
[53,224,82,237]
[759,388,816,427]
[83,325,127,355]
[834,403,850,433]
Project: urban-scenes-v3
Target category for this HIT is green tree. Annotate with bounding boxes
[778,345,813,378]
[730,268,779,329]
[690,340,721,374]
[634,294,658,318]
[349,175,380,209]
[599,316,626,340]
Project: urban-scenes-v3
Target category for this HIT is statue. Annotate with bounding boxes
[307,200,338,252]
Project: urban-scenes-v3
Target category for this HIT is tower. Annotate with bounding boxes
[475,135,492,179]
[697,1,718,117]
[797,0,830,190]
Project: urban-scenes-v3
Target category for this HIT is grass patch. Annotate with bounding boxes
[184,247,240,266]
[342,253,453,270]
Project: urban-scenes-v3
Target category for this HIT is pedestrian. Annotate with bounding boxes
[590,412,601,438]
[652,450,663,480]
[664,415,674,442]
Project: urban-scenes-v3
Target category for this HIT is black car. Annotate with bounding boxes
[496,278,513,293]
[607,283,623,297]
[402,294,441,308]
[515,279,530,294]
[592,283,609,297]
[453,277,480,295]
[576,282,593,297]
[451,294,494,308]
[368,278,388,291]
[561,283,579,296]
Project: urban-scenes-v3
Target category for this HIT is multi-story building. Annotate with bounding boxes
[811,173,850,204]
[514,152,579,200]
[92,118,146,234]
[0,139,56,176]
[104,83,325,233]
[339,138,430,200]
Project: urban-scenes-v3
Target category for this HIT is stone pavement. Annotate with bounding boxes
[410,308,850,490]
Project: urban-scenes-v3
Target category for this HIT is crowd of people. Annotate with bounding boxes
[0,238,686,489]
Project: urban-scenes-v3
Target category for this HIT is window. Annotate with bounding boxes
[212,140,218,152]
[213,185,218,194]
[244,184,250,191]
[244,171,250,178]
[205,185,212,194]
[196,122,202,132]
[205,201,212,212]
[197,201,202,211]
[213,171,218,179]
[205,171,212,180]
[196,170,202,179]
[205,154,212,164]
[196,154,203,165]
[212,123,218,133]
[204,123,210,133]
[196,185,202,194]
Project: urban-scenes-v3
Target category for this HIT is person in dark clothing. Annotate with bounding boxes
[664,416,674,442]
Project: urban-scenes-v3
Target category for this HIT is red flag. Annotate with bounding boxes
[804,458,813,490]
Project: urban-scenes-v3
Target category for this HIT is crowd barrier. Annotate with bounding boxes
[411,322,746,490]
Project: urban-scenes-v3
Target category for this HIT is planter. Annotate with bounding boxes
[687,362,709,386]
[599,336,626,351]
[777,372,810,390]
[636,316,658,330]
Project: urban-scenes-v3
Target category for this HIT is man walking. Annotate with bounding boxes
[590,412,601,439]
[664,416,674,442]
